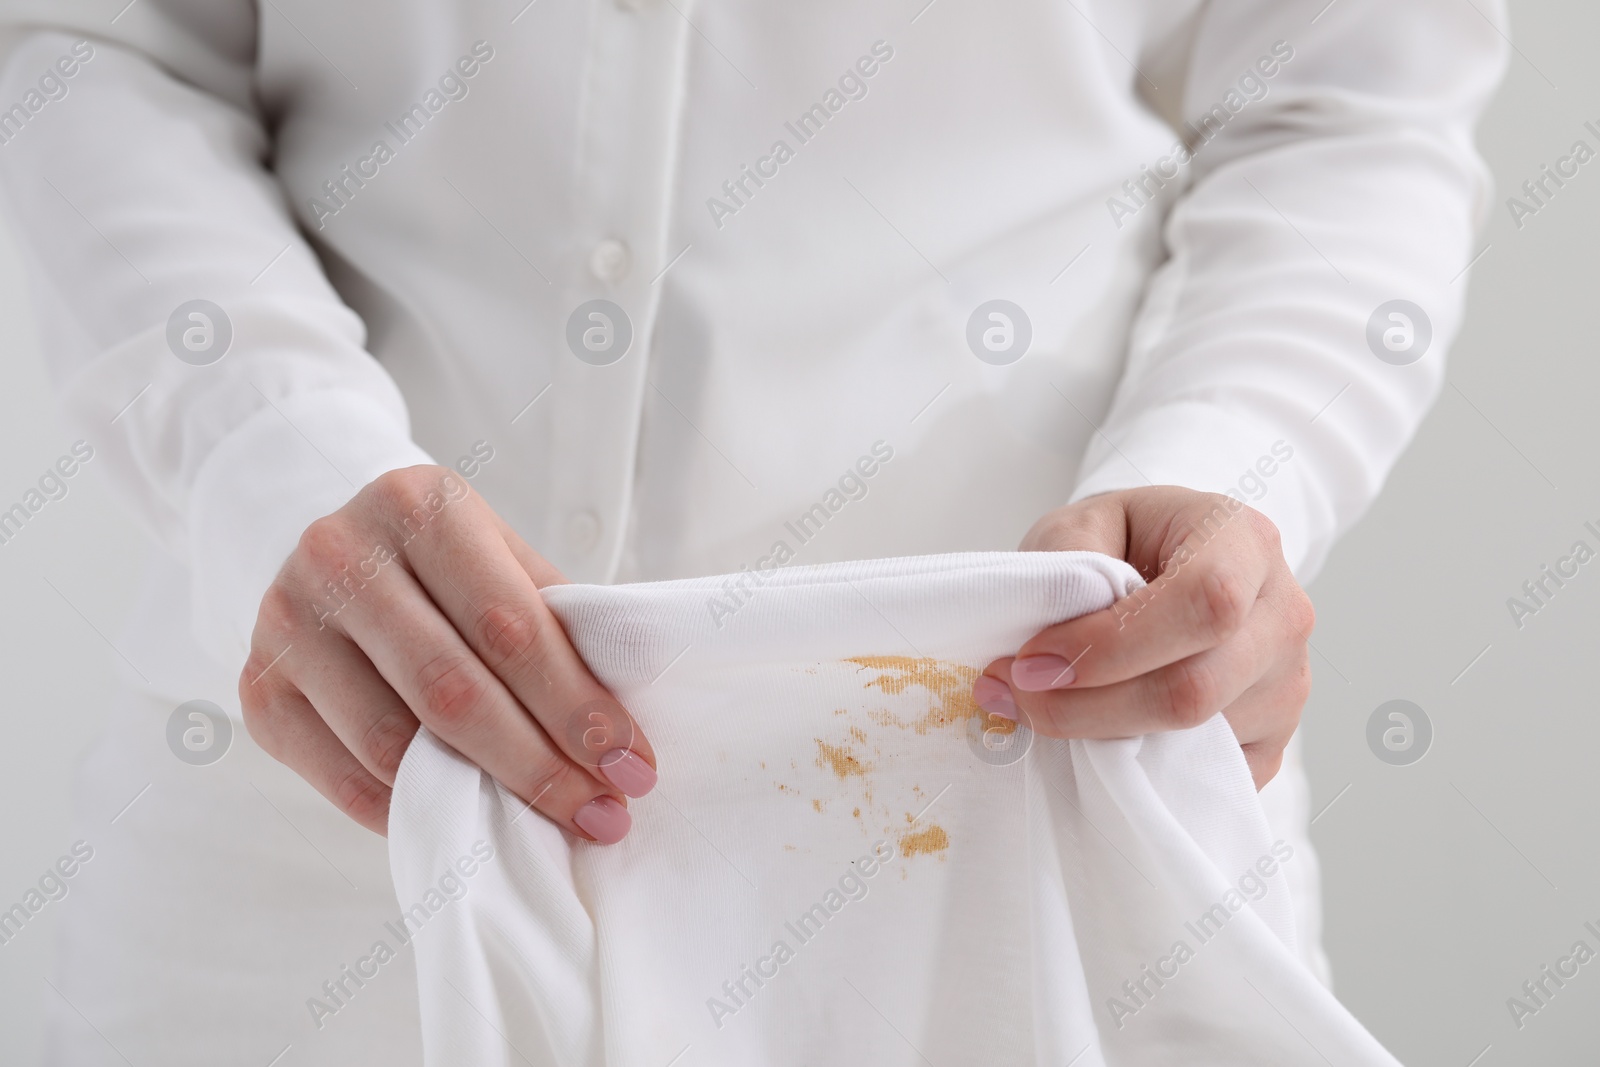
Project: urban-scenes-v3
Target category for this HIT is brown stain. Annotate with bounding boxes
[845,656,1014,736]
[898,824,949,857]
[781,658,1002,849]
[815,739,870,779]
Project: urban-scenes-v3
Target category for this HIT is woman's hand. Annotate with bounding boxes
[972,487,1315,789]
[239,465,655,841]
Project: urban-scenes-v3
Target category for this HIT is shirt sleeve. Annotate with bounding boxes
[0,6,435,666]
[1069,0,1509,581]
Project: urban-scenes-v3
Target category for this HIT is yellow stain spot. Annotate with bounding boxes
[845,656,1012,735]
[899,824,949,857]
[815,740,870,778]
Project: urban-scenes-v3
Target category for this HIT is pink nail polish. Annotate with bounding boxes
[598,748,657,797]
[574,796,631,844]
[972,676,1018,720]
[1010,654,1077,692]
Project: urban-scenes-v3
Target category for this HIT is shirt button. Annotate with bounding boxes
[589,239,632,283]
[566,510,602,554]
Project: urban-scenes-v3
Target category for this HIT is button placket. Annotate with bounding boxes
[545,3,691,581]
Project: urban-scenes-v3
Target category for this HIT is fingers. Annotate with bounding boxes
[240,668,394,835]
[1008,501,1281,692]
[978,489,1314,789]
[973,585,1311,792]
[286,629,419,787]
[1214,645,1310,789]
[331,560,635,843]
[988,616,1268,738]
[1228,668,1309,790]
[243,465,652,845]
[371,474,657,794]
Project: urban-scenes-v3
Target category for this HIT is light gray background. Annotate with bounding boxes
[0,1,1594,1063]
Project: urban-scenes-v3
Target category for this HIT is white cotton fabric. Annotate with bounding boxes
[389,552,1398,1066]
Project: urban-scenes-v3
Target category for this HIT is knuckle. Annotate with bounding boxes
[520,754,582,811]
[1287,591,1317,637]
[331,765,390,827]
[239,648,279,697]
[361,712,418,781]
[472,602,546,674]
[1244,506,1283,550]
[238,680,284,756]
[368,466,433,512]
[413,650,492,730]
[369,465,457,530]
[1192,569,1253,640]
[254,582,300,636]
[296,515,355,571]
[1160,658,1219,728]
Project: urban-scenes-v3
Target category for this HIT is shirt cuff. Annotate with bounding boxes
[187,388,437,668]
[1068,400,1323,581]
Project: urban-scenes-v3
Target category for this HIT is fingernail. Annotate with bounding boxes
[597,748,657,797]
[574,796,631,844]
[972,676,1017,720]
[1010,654,1077,692]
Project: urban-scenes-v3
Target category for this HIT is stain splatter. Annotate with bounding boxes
[815,740,870,778]
[774,658,1000,851]
[898,824,949,857]
[846,656,1013,736]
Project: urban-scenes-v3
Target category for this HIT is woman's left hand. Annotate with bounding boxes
[972,486,1316,789]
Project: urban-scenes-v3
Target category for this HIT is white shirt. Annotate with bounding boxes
[0,0,1504,683]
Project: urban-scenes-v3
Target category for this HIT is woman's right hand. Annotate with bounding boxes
[237,465,655,842]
